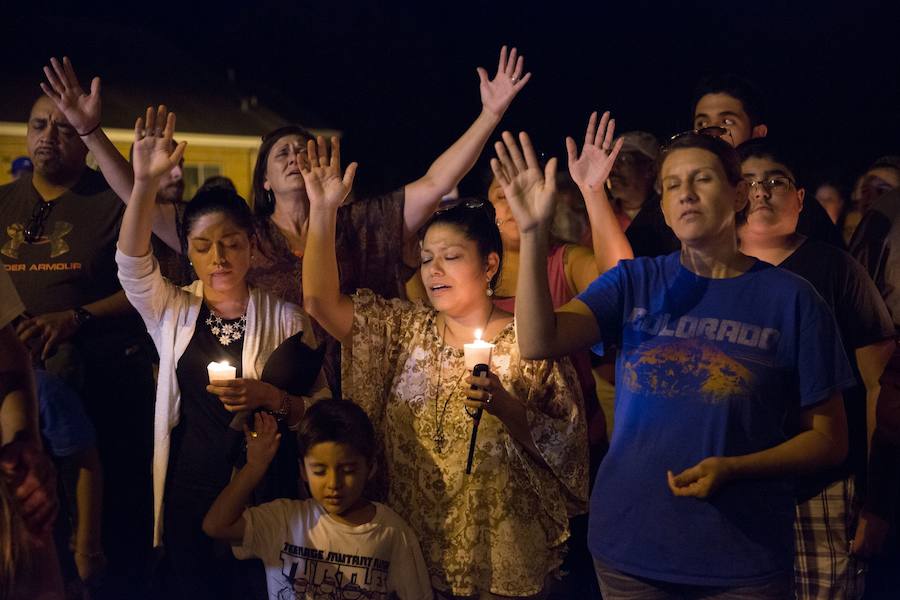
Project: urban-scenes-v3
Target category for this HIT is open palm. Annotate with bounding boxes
[478,46,531,117]
[490,131,557,233]
[300,136,358,210]
[40,56,101,135]
[567,111,624,191]
[132,106,187,183]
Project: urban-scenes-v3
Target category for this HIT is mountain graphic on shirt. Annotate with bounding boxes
[622,338,754,402]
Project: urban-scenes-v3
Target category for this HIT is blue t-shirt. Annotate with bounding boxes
[577,253,854,586]
[36,369,96,458]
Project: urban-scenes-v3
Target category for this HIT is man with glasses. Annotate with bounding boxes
[737,138,896,600]
[0,94,157,594]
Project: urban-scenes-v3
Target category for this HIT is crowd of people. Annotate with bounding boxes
[1,47,899,600]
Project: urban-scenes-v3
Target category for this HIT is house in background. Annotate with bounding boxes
[0,29,338,202]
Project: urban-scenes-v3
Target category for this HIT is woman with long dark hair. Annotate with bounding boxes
[116,107,326,599]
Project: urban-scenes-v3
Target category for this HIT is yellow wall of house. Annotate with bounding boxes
[0,134,259,204]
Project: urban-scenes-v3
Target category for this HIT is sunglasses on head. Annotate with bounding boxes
[435,198,486,213]
[24,199,56,244]
[667,125,729,144]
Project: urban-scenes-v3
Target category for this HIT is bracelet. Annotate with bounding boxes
[77,121,101,137]
[268,391,291,421]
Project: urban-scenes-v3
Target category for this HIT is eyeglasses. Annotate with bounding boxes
[745,176,795,195]
[24,200,56,243]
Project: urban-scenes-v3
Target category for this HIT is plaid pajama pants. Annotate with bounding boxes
[794,477,866,599]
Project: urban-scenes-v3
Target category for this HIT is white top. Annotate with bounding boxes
[0,267,24,328]
[116,248,323,546]
[235,498,433,600]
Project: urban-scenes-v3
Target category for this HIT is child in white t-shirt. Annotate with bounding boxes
[203,401,433,600]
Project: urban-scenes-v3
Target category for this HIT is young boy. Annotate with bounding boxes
[203,401,433,600]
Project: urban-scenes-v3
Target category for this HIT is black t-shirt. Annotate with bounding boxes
[797,195,846,250]
[0,170,124,314]
[781,238,895,499]
[168,304,245,496]
[625,196,681,259]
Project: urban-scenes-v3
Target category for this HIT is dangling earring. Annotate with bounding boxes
[266,189,276,207]
[486,286,494,297]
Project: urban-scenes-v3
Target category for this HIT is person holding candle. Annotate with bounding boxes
[41,49,532,402]
[115,106,327,600]
[302,136,588,598]
[498,130,853,598]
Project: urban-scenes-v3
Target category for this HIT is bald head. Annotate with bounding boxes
[26,96,88,184]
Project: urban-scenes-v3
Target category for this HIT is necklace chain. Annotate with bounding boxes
[205,308,247,346]
[432,305,495,454]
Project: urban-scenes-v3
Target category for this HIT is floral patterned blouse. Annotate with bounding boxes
[342,289,589,597]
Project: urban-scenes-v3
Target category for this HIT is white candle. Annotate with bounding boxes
[207,361,236,382]
[463,329,494,370]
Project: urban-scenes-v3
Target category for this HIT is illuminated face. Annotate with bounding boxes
[741,156,804,237]
[607,151,654,212]
[693,93,761,148]
[186,213,254,294]
[420,222,497,314]
[26,96,87,182]
[660,147,746,245]
[815,184,843,224]
[856,167,900,214]
[263,134,311,197]
[488,177,519,248]
[157,155,185,203]
[302,442,371,521]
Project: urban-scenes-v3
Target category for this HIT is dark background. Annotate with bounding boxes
[4,0,900,197]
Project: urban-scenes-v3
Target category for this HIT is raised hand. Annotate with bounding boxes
[131,106,187,184]
[490,131,557,233]
[244,412,281,470]
[567,111,624,192]
[478,45,532,118]
[300,136,358,210]
[40,56,102,136]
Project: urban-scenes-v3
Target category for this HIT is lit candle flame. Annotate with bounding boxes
[474,329,483,342]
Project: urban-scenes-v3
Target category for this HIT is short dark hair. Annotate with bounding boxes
[180,188,256,248]
[736,138,800,183]
[297,400,376,462]
[658,133,744,187]
[869,155,900,176]
[419,199,504,292]
[691,74,767,127]
[251,125,316,217]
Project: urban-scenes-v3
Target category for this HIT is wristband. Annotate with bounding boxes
[77,121,101,137]
[73,306,94,328]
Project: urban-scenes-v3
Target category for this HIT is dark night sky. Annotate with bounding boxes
[4,1,900,197]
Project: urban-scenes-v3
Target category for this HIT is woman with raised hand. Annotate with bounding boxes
[116,106,326,599]
[41,49,531,382]
[496,130,852,599]
[302,136,588,599]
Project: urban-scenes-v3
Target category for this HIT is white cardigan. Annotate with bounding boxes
[116,249,317,546]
